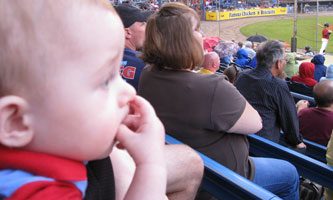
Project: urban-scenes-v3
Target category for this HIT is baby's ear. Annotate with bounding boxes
[0,96,34,148]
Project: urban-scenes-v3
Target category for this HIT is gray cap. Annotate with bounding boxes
[245,41,252,47]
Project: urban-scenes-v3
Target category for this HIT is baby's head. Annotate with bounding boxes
[0,0,135,161]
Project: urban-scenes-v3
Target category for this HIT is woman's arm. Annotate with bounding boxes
[227,101,262,134]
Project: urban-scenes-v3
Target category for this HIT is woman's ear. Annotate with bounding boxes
[0,96,34,148]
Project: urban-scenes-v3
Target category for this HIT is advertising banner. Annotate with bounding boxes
[206,7,287,21]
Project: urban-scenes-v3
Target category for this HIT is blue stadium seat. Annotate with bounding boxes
[248,134,333,190]
[290,91,315,105]
[303,138,327,163]
[287,81,313,97]
[280,131,326,163]
[165,134,281,200]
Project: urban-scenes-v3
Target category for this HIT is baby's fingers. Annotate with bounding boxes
[121,114,141,131]
[130,96,158,124]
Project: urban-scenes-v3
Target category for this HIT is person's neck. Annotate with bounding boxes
[125,41,136,51]
[270,68,279,77]
[164,66,192,71]
[317,105,333,112]
[204,66,215,73]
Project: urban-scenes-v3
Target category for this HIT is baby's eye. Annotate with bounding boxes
[101,78,111,89]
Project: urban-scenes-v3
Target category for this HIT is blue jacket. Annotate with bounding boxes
[311,54,327,82]
[248,56,257,69]
[121,48,146,91]
[235,49,249,67]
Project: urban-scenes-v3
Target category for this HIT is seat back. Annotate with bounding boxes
[165,134,281,200]
[248,134,333,190]
[288,81,314,97]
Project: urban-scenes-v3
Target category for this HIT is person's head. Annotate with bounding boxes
[223,64,241,84]
[245,41,252,48]
[298,62,315,78]
[285,52,295,64]
[202,52,220,73]
[141,2,204,70]
[324,23,330,28]
[236,48,249,59]
[115,4,152,51]
[311,54,325,65]
[305,45,311,51]
[320,64,333,81]
[256,40,286,76]
[238,42,243,48]
[314,80,333,108]
[0,0,135,161]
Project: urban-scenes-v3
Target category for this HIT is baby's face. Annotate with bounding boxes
[25,9,136,161]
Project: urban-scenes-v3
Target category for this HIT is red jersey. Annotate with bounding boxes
[322,28,330,39]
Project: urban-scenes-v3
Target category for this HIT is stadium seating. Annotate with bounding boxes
[303,138,327,163]
[165,134,282,200]
[290,91,315,104]
[279,132,327,163]
[248,134,333,190]
[287,81,313,97]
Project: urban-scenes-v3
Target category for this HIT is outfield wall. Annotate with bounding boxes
[205,7,287,21]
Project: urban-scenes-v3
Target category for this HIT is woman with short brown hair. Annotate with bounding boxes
[139,3,300,199]
[141,2,203,71]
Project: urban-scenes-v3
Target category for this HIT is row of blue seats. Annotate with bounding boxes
[248,134,333,190]
[165,134,281,200]
[166,133,333,199]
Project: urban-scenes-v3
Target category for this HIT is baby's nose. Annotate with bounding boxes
[118,81,136,108]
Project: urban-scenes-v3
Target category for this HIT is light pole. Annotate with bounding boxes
[291,0,297,52]
[316,0,319,53]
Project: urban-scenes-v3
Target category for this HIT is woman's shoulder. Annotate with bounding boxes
[194,72,230,85]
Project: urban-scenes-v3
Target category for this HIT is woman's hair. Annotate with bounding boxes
[223,64,241,84]
[141,2,203,70]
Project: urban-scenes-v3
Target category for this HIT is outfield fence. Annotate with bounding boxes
[205,7,287,21]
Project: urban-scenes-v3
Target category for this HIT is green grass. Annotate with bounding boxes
[240,16,333,53]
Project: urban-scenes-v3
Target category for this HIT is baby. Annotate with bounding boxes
[0,0,166,199]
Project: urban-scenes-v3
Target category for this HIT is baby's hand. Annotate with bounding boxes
[115,96,165,166]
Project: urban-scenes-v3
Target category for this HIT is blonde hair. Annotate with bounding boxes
[0,0,114,97]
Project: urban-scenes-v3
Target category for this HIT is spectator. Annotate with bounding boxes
[243,41,256,60]
[284,52,298,77]
[223,64,242,84]
[115,4,151,91]
[291,62,318,88]
[304,45,315,56]
[235,40,306,149]
[320,64,333,82]
[238,41,243,49]
[247,55,257,68]
[311,54,327,82]
[235,48,250,67]
[199,52,220,74]
[0,0,167,199]
[325,131,333,200]
[139,4,300,200]
[297,80,333,146]
[115,4,204,199]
